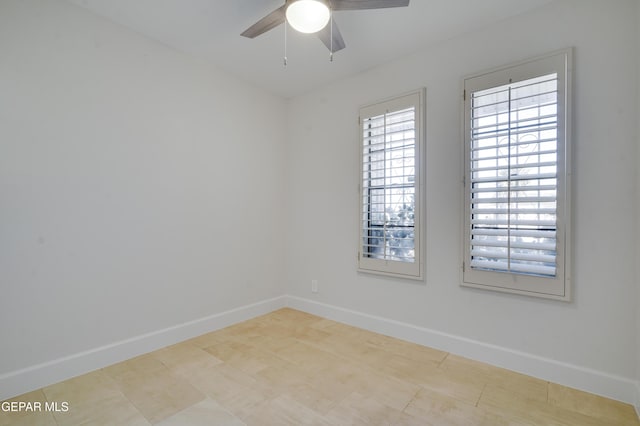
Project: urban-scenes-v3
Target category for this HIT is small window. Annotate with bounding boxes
[462,49,572,300]
[358,90,425,279]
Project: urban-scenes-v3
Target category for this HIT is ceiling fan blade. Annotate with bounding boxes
[240,5,286,38]
[331,0,409,11]
[317,18,346,53]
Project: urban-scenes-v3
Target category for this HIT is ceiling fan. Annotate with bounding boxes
[241,0,410,54]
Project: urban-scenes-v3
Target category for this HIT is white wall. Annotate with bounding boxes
[287,0,638,387]
[0,0,286,377]
[636,0,640,412]
[2,0,639,407]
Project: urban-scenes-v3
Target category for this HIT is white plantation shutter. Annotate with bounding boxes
[359,90,424,279]
[463,50,571,300]
[470,74,558,277]
[361,107,416,262]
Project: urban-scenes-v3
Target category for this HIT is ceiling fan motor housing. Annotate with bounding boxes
[285,0,331,34]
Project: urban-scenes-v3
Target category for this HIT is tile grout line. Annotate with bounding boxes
[475,383,488,408]
[546,381,550,404]
[401,387,421,414]
[437,352,450,369]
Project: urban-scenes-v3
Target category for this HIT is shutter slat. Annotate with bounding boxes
[472,196,556,203]
[470,137,557,153]
[472,123,557,140]
[472,208,556,215]
[471,160,557,173]
[470,218,556,227]
[471,228,556,239]
[470,148,557,163]
[471,239,556,251]
[471,249,556,263]
[471,184,556,193]
[470,172,556,184]
[471,113,557,133]
[470,259,556,276]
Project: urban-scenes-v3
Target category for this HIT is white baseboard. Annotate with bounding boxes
[2,293,637,413]
[0,296,286,402]
[636,381,640,420]
[286,295,638,406]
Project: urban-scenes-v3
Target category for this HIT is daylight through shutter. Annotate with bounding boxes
[469,74,559,277]
[362,106,416,263]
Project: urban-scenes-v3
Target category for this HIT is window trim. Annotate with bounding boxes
[358,89,426,280]
[461,49,572,301]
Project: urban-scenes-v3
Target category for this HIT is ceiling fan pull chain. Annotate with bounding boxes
[330,9,333,62]
[284,19,288,66]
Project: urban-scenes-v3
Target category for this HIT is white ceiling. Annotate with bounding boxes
[66,0,554,98]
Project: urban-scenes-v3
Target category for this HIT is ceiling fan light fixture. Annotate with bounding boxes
[286,0,330,34]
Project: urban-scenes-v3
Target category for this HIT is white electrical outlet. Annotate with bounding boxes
[311,279,318,293]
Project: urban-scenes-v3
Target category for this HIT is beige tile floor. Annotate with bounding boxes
[1,308,638,425]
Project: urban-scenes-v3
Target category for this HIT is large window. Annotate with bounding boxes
[358,90,424,279]
[462,50,572,300]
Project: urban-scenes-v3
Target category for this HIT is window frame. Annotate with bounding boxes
[358,89,425,280]
[462,49,572,301]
